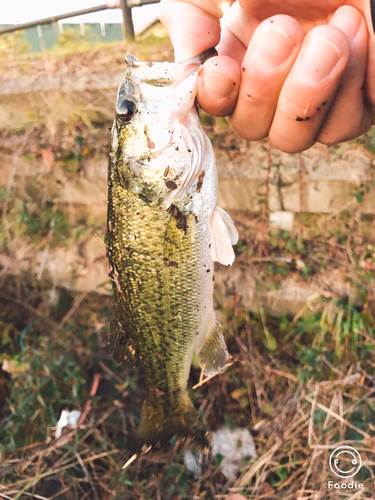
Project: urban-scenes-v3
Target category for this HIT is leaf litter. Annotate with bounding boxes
[0,35,375,500]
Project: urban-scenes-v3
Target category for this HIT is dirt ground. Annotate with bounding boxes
[0,30,375,500]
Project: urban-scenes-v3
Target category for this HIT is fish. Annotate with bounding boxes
[107,53,238,450]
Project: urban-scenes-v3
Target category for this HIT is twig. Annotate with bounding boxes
[94,232,108,247]
[308,384,320,448]
[192,359,235,390]
[0,489,50,499]
[246,321,262,409]
[0,493,13,500]
[265,141,271,217]
[198,363,206,387]
[36,208,56,280]
[297,449,323,499]
[321,355,345,377]
[75,452,99,500]
[98,361,123,383]
[3,449,121,490]
[304,395,371,439]
[122,453,138,470]
[2,133,30,228]
[298,152,304,212]
[0,293,57,328]
[320,198,357,222]
[77,373,101,426]
[259,306,274,350]
[236,440,282,487]
[264,366,297,382]
[58,289,89,329]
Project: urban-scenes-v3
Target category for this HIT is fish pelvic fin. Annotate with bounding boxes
[135,391,209,451]
[211,206,239,266]
[196,318,229,377]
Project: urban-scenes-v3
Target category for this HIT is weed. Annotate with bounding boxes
[0,31,31,59]
[20,200,71,243]
[1,45,374,497]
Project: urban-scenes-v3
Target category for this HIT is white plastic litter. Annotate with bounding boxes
[212,427,257,480]
[183,427,257,480]
[183,450,201,479]
[55,409,81,439]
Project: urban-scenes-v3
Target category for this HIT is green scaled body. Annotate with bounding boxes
[107,56,237,449]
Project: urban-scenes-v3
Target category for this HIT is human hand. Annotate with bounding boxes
[159,0,375,153]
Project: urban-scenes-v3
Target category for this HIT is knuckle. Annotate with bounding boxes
[277,94,321,123]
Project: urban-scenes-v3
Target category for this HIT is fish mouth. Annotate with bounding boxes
[176,47,218,66]
[117,48,218,112]
[124,56,175,87]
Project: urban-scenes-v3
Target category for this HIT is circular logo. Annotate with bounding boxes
[329,446,362,479]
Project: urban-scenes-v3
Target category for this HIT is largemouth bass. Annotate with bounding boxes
[107,54,238,449]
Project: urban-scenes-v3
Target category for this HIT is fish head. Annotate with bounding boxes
[113,56,201,207]
[115,57,179,156]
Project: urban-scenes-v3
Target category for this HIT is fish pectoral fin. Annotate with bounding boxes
[196,319,229,377]
[210,206,238,266]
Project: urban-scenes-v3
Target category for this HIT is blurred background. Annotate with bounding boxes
[0,2,375,499]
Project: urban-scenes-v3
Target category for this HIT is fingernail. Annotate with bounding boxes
[330,7,361,40]
[202,73,237,99]
[253,27,295,70]
[299,36,342,84]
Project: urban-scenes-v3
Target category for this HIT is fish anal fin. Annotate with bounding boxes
[196,320,229,377]
[210,206,238,266]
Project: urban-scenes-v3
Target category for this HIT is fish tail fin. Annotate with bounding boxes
[196,318,229,377]
[135,391,209,450]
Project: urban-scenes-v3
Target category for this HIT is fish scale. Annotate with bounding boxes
[108,167,212,394]
[107,56,237,449]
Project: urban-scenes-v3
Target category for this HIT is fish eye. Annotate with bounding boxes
[116,99,137,124]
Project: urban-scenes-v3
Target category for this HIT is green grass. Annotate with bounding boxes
[0,68,375,497]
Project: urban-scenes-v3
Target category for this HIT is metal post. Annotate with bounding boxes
[120,0,135,40]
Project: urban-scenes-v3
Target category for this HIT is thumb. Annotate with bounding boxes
[159,0,222,61]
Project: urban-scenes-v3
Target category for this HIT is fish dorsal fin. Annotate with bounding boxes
[210,206,238,266]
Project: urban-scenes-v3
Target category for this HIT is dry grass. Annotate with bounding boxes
[0,262,374,499]
[1,34,375,500]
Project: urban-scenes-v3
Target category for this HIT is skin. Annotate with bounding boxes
[159,0,375,153]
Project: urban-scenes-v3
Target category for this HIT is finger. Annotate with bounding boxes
[228,15,304,141]
[269,25,350,153]
[218,0,259,49]
[159,0,222,61]
[362,0,375,119]
[217,23,247,65]
[317,6,371,144]
[197,56,241,116]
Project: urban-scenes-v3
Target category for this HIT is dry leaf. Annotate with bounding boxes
[42,147,54,171]
[260,482,275,494]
